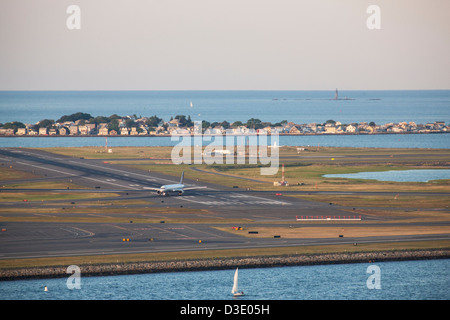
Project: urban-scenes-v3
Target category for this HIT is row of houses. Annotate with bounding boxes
[200,121,449,135]
[1,119,448,136]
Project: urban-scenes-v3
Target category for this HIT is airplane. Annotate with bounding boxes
[146,171,206,196]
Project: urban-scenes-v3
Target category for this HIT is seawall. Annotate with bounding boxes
[1,249,449,281]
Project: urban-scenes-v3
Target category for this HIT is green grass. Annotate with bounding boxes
[0,192,119,202]
[1,240,449,270]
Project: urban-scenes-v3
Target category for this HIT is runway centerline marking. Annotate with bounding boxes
[69,160,179,184]
[16,160,137,190]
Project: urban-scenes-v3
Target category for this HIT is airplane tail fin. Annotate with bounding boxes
[180,171,184,184]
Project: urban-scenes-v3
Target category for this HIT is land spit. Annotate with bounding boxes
[1,249,449,281]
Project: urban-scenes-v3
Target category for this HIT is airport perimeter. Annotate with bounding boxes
[0,146,449,279]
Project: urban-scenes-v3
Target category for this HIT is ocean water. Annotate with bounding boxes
[1,259,449,300]
[1,90,449,126]
[0,132,449,149]
[323,169,450,182]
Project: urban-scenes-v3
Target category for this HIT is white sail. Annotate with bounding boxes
[231,268,239,294]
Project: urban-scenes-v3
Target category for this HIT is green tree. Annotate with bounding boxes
[2,122,25,132]
[202,120,210,129]
[38,119,55,128]
[57,112,92,123]
[146,115,162,127]
[186,115,193,127]
[109,114,122,121]
[175,115,187,127]
[221,120,230,129]
[231,121,244,128]
[125,119,138,128]
[93,116,110,125]
[108,119,119,133]
[246,118,263,129]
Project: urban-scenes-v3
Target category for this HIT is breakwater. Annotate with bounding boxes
[1,249,449,281]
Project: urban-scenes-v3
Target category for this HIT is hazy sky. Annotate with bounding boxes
[0,0,449,90]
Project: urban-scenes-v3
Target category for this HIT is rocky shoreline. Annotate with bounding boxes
[1,249,449,281]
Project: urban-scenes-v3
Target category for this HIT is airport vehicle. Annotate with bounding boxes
[147,171,206,196]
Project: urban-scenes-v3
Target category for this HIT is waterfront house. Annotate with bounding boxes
[98,127,109,135]
[171,128,191,135]
[130,127,139,135]
[49,128,58,136]
[289,126,300,134]
[39,128,48,135]
[59,127,68,135]
[27,128,38,136]
[79,126,89,135]
[69,126,79,135]
[85,123,96,134]
[138,126,148,135]
[168,119,179,127]
[0,128,14,135]
[16,128,27,135]
[345,124,356,133]
[325,126,336,134]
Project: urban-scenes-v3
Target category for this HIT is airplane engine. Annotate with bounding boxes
[178,190,184,196]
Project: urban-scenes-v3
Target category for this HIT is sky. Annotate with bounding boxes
[0,0,449,90]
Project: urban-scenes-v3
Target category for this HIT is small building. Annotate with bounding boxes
[98,127,109,136]
[289,126,300,134]
[346,125,356,133]
[69,126,79,135]
[16,128,27,135]
[59,127,69,136]
[325,126,336,134]
[0,128,15,135]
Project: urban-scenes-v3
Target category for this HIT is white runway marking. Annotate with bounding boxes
[178,195,291,206]
[16,160,137,190]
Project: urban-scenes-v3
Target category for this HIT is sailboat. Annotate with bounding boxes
[231,268,244,297]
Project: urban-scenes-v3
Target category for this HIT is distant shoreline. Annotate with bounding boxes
[1,249,449,281]
[1,131,449,138]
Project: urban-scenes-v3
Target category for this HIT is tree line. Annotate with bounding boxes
[1,112,295,132]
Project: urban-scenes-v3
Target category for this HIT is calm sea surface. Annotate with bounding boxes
[1,90,449,125]
[1,259,449,300]
[323,169,450,182]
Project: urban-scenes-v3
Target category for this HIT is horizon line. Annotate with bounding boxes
[1,88,450,92]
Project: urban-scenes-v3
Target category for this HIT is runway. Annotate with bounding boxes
[1,147,449,261]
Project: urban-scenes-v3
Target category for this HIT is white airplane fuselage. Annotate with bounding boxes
[157,183,185,196]
[150,171,206,196]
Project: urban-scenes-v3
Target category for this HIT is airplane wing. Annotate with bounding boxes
[143,187,163,191]
[183,186,207,191]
